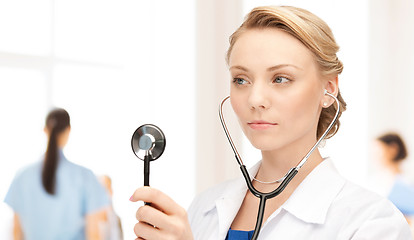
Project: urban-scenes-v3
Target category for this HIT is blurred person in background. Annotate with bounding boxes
[98,175,123,240]
[4,108,110,240]
[373,132,414,223]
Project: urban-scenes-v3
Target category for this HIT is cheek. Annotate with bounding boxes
[230,94,245,118]
[285,92,319,117]
[280,91,321,132]
[230,94,251,135]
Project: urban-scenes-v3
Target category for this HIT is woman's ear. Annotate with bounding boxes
[321,75,339,108]
[44,127,49,135]
[58,126,71,148]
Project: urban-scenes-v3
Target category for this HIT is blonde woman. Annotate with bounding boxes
[130,6,412,239]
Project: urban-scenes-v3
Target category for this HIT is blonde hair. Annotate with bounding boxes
[227,6,347,139]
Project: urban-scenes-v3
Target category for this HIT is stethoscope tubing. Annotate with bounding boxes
[219,96,244,166]
[240,164,298,240]
[219,90,340,240]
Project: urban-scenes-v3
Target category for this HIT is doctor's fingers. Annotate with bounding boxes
[134,219,191,240]
[136,205,191,237]
[136,205,167,228]
[130,187,185,215]
[134,221,164,240]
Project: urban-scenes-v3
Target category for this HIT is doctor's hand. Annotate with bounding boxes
[130,187,194,240]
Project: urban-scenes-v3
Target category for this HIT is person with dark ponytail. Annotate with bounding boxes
[4,108,110,240]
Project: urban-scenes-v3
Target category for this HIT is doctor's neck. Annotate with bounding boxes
[259,145,324,182]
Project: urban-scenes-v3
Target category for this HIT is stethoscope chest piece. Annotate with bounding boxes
[131,124,166,161]
[131,124,166,189]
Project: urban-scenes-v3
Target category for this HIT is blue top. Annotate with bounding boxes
[4,150,110,240]
[388,176,414,216]
[226,229,254,240]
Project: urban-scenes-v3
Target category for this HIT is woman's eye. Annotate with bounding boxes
[274,76,290,84]
[233,78,248,85]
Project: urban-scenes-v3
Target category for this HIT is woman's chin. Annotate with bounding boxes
[249,140,282,152]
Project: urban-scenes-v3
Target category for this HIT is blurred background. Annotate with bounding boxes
[1,0,413,238]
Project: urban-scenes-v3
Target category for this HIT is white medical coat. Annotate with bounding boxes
[188,159,412,239]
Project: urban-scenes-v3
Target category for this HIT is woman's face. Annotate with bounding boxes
[229,28,326,152]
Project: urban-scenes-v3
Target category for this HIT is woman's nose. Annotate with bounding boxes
[248,83,271,110]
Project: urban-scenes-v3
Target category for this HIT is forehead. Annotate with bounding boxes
[229,28,317,70]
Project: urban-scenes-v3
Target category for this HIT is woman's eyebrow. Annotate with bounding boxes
[267,64,303,71]
[229,65,249,72]
[229,64,303,72]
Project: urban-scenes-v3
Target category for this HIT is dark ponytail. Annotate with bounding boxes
[42,108,70,195]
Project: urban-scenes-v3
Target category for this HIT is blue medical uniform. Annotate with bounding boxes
[226,229,254,240]
[388,176,414,216]
[4,150,110,240]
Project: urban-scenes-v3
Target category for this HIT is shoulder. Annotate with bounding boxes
[337,180,384,204]
[333,181,391,219]
[62,159,96,177]
[11,161,42,182]
[187,178,243,239]
[58,159,102,191]
[189,162,260,214]
[189,179,235,207]
[336,179,397,213]
[315,159,404,219]
[332,180,412,239]
[6,162,41,194]
[188,178,240,217]
[4,161,42,211]
[61,160,109,210]
[305,159,411,238]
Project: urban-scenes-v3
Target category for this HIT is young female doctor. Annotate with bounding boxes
[130,6,412,239]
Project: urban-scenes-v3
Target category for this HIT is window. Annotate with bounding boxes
[0,1,195,238]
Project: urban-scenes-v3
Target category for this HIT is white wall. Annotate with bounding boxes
[194,0,243,194]
[368,0,414,180]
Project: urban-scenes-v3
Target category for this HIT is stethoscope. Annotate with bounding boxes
[219,90,340,240]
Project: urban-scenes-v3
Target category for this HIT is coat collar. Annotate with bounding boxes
[201,162,259,238]
[202,158,346,237]
[201,161,260,215]
[280,159,346,224]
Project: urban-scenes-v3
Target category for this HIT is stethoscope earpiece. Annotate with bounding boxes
[323,90,337,108]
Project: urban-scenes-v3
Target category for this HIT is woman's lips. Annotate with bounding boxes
[248,121,277,130]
